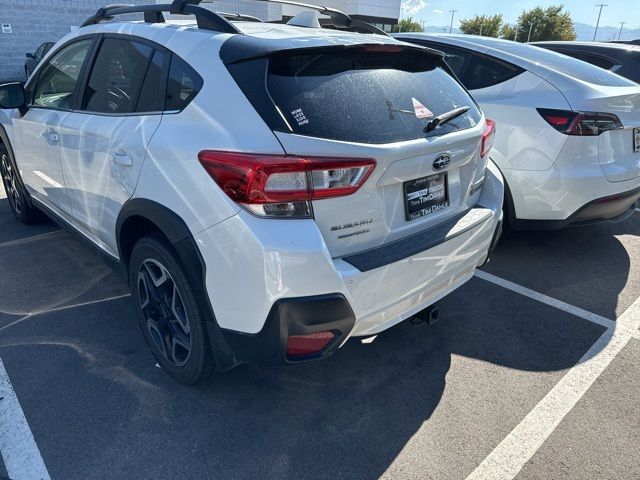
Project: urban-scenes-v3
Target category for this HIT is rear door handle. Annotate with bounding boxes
[111,149,134,167]
[42,129,59,143]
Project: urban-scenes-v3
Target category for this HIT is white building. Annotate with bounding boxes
[283,0,401,33]
[0,0,400,81]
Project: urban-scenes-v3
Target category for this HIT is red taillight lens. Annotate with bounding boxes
[286,331,335,358]
[198,151,375,218]
[537,108,623,136]
[480,118,496,158]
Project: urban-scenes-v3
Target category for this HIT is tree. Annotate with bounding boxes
[392,17,423,33]
[508,5,576,42]
[459,14,503,37]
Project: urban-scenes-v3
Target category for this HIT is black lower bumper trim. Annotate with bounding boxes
[219,293,355,366]
[343,206,493,272]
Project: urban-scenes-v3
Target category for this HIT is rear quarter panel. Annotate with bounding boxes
[471,71,571,171]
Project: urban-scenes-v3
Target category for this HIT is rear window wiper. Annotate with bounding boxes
[424,106,470,133]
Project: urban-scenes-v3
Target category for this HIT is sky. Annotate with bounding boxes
[401,0,639,29]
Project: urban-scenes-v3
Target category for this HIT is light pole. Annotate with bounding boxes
[593,4,607,41]
[527,23,535,42]
[449,10,457,33]
[618,21,626,41]
[513,26,518,41]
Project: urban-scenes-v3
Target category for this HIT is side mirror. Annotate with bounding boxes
[26,53,34,59]
[0,82,26,109]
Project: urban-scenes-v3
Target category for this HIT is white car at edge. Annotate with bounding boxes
[395,33,640,230]
[0,3,503,383]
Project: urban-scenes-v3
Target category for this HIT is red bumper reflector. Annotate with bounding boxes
[286,331,335,357]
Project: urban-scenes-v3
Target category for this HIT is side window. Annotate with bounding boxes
[463,53,524,90]
[83,38,154,114]
[565,51,617,71]
[165,55,203,111]
[34,44,47,61]
[136,50,166,113]
[410,41,471,78]
[32,39,93,110]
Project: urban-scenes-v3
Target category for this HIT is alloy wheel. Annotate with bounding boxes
[1,151,23,216]
[137,258,192,366]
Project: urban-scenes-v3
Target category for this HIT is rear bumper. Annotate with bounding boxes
[509,180,640,231]
[195,162,503,366]
[505,149,640,228]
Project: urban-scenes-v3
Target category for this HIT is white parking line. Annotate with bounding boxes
[466,290,640,480]
[474,270,615,329]
[0,230,64,249]
[0,293,132,334]
[0,357,50,480]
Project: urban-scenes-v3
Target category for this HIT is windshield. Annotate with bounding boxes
[263,48,481,144]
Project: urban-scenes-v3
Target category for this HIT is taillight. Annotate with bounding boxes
[198,151,375,218]
[480,118,496,158]
[286,331,335,358]
[537,108,623,136]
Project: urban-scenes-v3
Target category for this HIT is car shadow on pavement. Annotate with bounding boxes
[1,281,606,480]
[484,214,640,319]
[0,196,633,479]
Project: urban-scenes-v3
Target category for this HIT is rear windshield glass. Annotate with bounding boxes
[265,48,482,144]
[486,41,636,87]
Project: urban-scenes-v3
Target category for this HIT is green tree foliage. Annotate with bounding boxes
[459,14,503,37]
[510,5,576,42]
[392,17,423,33]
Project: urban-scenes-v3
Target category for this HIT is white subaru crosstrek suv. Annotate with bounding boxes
[395,33,640,230]
[0,1,503,384]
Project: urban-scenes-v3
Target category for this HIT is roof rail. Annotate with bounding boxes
[218,12,263,23]
[199,0,388,36]
[82,0,387,36]
[81,1,240,33]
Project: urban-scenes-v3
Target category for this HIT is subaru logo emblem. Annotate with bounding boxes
[432,154,450,171]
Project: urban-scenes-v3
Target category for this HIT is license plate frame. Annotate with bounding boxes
[633,128,640,153]
[403,173,449,221]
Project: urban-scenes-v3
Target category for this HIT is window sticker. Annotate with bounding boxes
[291,108,309,126]
[412,98,433,119]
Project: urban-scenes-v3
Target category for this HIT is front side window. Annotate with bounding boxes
[32,39,93,110]
[34,43,47,61]
[83,38,154,114]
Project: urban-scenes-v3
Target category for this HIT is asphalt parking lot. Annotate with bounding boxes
[1,184,639,480]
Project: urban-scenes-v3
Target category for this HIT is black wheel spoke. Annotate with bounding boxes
[1,153,22,215]
[137,259,192,367]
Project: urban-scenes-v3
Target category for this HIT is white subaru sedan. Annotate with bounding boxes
[395,33,640,230]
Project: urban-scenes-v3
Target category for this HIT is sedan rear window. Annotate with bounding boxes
[494,42,636,87]
[230,47,482,144]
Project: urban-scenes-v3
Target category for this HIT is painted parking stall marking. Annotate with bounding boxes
[0,357,50,480]
[475,270,615,329]
[466,284,640,480]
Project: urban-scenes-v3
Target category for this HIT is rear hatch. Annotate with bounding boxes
[224,41,486,258]
[568,85,640,182]
[524,49,640,183]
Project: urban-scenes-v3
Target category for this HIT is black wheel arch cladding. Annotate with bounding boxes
[116,198,240,370]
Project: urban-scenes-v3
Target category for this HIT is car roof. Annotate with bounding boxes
[393,32,639,88]
[531,41,640,52]
[73,19,437,66]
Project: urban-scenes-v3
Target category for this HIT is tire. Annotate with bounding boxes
[129,233,215,385]
[0,142,43,224]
